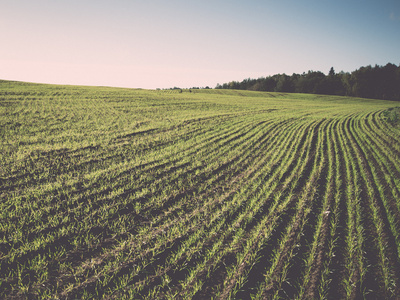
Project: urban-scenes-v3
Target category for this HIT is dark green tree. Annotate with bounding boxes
[329,67,335,77]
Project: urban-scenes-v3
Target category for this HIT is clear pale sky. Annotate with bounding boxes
[1,0,399,89]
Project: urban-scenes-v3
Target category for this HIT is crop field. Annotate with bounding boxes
[1,80,400,299]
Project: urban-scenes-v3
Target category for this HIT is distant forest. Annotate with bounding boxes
[216,63,400,101]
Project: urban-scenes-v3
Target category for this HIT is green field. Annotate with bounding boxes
[1,80,400,299]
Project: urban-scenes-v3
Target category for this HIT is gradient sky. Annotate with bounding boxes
[1,0,400,89]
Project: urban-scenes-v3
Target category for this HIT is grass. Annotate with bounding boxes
[1,80,400,299]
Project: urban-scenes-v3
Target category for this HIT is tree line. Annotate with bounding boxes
[215,63,400,101]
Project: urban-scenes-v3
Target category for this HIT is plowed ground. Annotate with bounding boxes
[1,81,400,299]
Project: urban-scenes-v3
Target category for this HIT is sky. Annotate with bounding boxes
[1,0,400,89]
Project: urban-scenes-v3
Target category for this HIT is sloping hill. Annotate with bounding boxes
[1,81,400,299]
